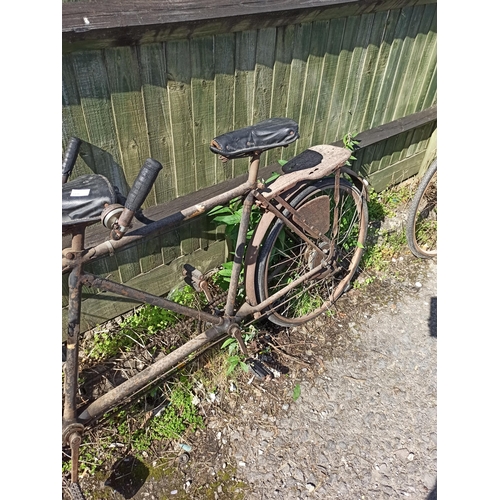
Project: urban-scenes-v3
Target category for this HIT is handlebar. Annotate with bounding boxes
[62,137,82,184]
[112,158,163,240]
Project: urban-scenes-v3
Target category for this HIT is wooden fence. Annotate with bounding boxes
[62,0,437,337]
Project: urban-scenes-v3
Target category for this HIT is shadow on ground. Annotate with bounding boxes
[104,456,149,499]
[429,296,437,337]
[427,480,437,499]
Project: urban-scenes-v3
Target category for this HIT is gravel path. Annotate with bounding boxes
[227,258,437,499]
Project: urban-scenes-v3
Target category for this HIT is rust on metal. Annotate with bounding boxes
[293,195,330,235]
[261,145,351,200]
[78,319,231,422]
[185,204,206,219]
[80,272,223,326]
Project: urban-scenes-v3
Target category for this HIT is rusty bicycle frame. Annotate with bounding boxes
[62,130,368,495]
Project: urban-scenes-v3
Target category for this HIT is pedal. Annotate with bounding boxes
[257,352,289,376]
[69,482,86,500]
[245,358,274,380]
[182,264,213,302]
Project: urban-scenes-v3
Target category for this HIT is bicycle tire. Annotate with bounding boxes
[255,177,368,327]
[406,159,437,259]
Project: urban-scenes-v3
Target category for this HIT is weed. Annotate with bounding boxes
[361,229,407,272]
[342,132,360,166]
[226,355,250,376]
[221,326,256,375]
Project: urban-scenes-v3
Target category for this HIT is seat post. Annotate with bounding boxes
[247,151,262,187]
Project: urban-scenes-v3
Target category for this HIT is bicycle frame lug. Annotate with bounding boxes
[63,250,75,260]
[62,422,85,446]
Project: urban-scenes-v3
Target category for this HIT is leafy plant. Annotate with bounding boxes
[226,355,250,376]
[221,326,256,375]
[342,132,360,166]
[113,382,203,452]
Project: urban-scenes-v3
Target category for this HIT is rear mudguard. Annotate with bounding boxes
[244,145,368,309]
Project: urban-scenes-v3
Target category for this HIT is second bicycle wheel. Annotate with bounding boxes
[254,176,368,327]
[406,159,437,259]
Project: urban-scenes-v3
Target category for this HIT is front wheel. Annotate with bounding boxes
[254,176,368,327]
[406,159,437,259]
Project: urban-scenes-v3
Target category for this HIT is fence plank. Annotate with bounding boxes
[166,40,195,198]
[311,17,345,145]
[214,33,236,181]
[334,13,374,139]
[105,46,155,205]
[138,43,176,204]
[297,20,330,149]
[287,23,313,156]
[268,24,295,164]
[70,51,128,193]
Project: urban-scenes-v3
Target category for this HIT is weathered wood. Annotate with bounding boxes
[288,22,313,157]
[334,13,374,139]
[366,149,426,192]
[297,20,330,150]
[138,43,177,204]
[62,0,436,53]
[214,33,236,181]
[105,46,155,205]
[311,17,345,145]
[252,28,277,167]
[331,104,436,149]
[70,51,128,192]
[323,15,357,144]
[360,9,399,131]
[191,36,216,192]
[417,127,437,178]
[396,3,436,118]
[233,29,257,169]
[267,24,295,165]
[349,11,388,134]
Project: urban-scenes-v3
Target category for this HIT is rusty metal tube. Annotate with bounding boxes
[80,273,224,326]
[78,321,229,422]
[63,266,83,425]
[71,180,256,268]
[224,191,255,317]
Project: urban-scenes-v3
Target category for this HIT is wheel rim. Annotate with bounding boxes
[412,169,437,258]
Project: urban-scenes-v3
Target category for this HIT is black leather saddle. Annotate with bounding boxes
[62,174,116,227]
[210,117,299,159]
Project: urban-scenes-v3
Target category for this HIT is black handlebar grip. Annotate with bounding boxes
[124,158,163,213]
[62,137,82,176]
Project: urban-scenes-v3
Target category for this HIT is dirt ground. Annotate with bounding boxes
[63,251,437,500]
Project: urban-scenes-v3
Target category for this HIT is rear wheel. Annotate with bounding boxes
[255,177,368,327]
[406,159,437,259]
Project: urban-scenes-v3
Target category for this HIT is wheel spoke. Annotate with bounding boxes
[255,177,368,326]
